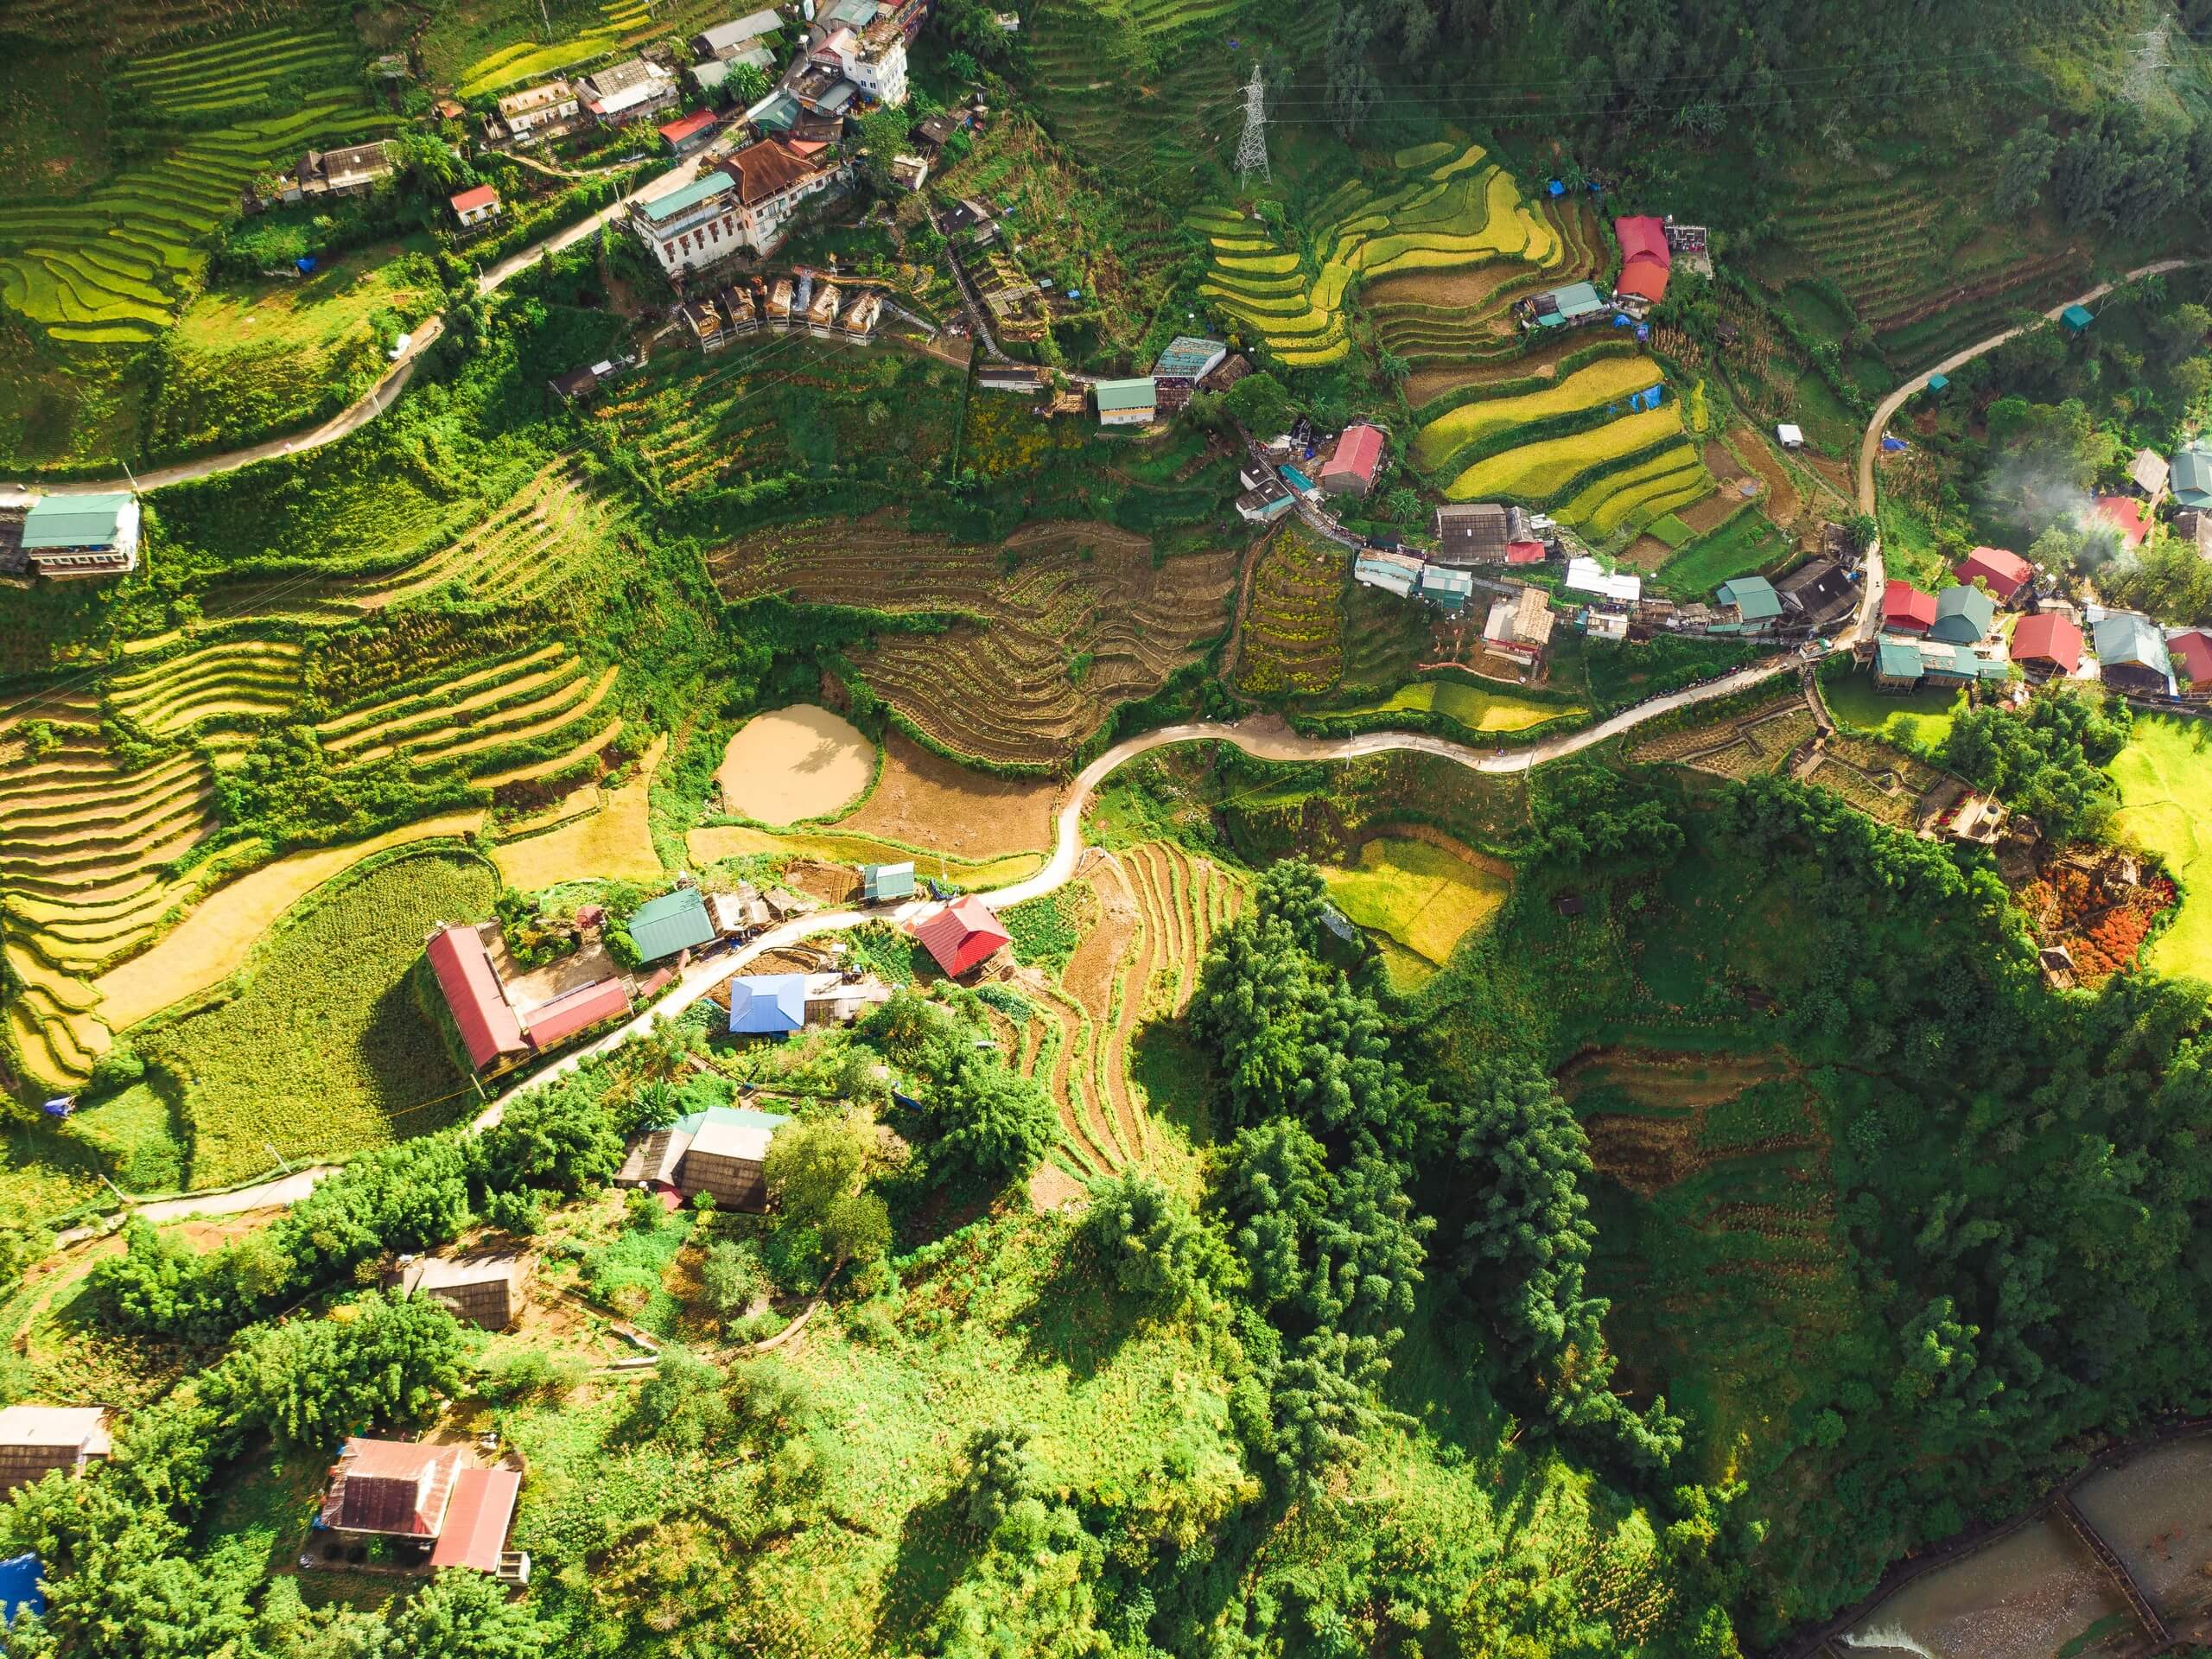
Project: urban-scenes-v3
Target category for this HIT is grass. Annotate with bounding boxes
[1323,835,1511,971]
[139,849,498,1186]
[2112,713,2212,982]
[1342,677,1580,735]
[1822,672,1959,754]
[1653,510,1792,599]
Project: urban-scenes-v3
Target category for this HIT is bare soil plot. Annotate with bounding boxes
[492,734,666,891]
[831,730,1058,858]
[1727,427,1802,530]
[715,706,874,825]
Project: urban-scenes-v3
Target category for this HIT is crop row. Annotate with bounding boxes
[1410,353,1662,474]
[1443,404,1688,505]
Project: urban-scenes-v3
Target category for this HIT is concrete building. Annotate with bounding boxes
[19,493,139,579]
[448,184,502,229]
[490,79,583,146]
[579,59,678,127]
[626,138,842,275]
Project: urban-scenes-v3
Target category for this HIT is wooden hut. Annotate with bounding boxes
[400,1251,531,1331]
[0,1407,110,1496]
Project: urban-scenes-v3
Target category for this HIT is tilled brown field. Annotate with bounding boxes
[709,516,1237,767]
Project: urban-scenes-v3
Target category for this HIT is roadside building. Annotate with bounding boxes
[1319,423,1386,497]
[914,894,1010,977]
[425,923,528,1071]
[490,79,583,147]
[448,184,502,229]
[579,59,678,127]
[1928,584,1996,645]
[811,20,909,106]
[1483,586,1555,665]
[861,861,915,902]
[1775,557,1854,627]
[658,109,720,156]
[1713,575,1783,631]
[2060,303,2094,334]
[2094,611,2173,696]
[1150,334,1227,412]
[1416,563,1474,613]
[2171,442,2212,511]
[692,8,782,60]
[1526,279,1609,329]
[728,973,809,1039]
[19,493,140,579]
[625,887,717,963]
[1236,474,1295,524]
[626,137,842,273]
[2169,628,2212,697]
[1873,637,1925,691]
[1612,215,1671,307]
[1564,556,1641,607]
[1881,581,1937,633]
[1953,545,2032,604]
[616,1105,791,1208]
[0,1408,110,1497]
[2126,447,2170,503]
[1353,550,1421,599]
[1092,378,1156,426]
[2095,494,2150,551]
[708,885,770,936]
[1433,502,1530,566]
[518,977,631,1050]
[2009,612,2084,680]
[400,1252,530,1331]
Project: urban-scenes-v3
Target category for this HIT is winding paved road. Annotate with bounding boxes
[75,663,1791,1228]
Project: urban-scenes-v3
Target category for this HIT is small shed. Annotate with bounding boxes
[0,1407,110,1496]
[1092,378,1157,426]
[626,887,717,963]
[401,1251,531,1331]
[658,108,719,155]
[1775,423,1804,449]
[728,973,808,1038]
[862,861,916,902]
[2060,303,2094,334]
[1925,372,1949,393]
[430,1467,523,1576]
[2171,443,2212,510]
[2127,447,2170,502]
[914,894,1010,976]
[448,184,502,227]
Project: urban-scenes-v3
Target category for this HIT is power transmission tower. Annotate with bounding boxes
[1235,66,1269,184]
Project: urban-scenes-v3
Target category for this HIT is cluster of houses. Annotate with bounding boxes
[1515,214,1704,333]
[0,489,141,583]
[1236,419,1388,520]
[678,267,882,351]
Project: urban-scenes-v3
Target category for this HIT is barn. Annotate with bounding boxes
[915,894,1010,976]
[425,924,528,1071]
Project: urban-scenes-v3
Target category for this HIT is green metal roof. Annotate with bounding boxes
[627,887,717,962]
[861,861,915,901]
[2061,304,2094,329]
[1917,640,2010,681]
[1927,583,1995,644]
[21,493,133,550]
[2172,444,2212,507]
[1093,378,1156,412]
[636,172,731,225]
[751,91,799,131]
[1877,639,1924,680]
[671,1103,791,1135]
[1715,575,1782,621]
[2094,611,2171,672]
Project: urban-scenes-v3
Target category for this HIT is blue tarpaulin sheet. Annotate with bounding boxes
[0,1553,44,1636]
[296,257,316,274]
[1547,179,1565,197]
[1881,435,1908,453]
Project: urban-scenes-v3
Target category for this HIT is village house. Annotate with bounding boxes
[811,19,909,106]
[1919,638,2011,690]
[2171,442,2212,511]
[1236,473,1295,524]
[579,59,678,127]
[1881,582,1937,632]
[1565,556,1641,607]
[1612,215,1672,308]
[658,109,720,156]
[838,289,881,340]
[806,279,842,335]
[728,969,892,1037]
[1319,423,1386,497]
[889,153,930,191]
[2094,611,2173,696]
[1774,557,1854,628]
[1433,502,1538,566]
[1873,638,1928,691]
[790,61,857,117]
[277,141,395,204]
[1353,549,1422,600]
[2169,628,2212,697]
[548,359,619,404]
[626,137,842,274]
[489,80,583,147]
[1150,334,1227,413]
[2094,494,2149,551]
[1928,584,1996,645]
[0,1408,110,1497]
[2170,507,2212,560]
[626,887,718,963]
[18,493,140,579]
[708,883,772,936]
[517,976,632,1049]
[2009,612,2084,681]
[1522,279,1609,330]
[1953,545,2032,605]
[398,1251,531,1332]
[1417,563,1475,613]
[1483,586,1556,667]
[915,894,1010,977]
[317,1439,525,1582]
[425,924,529,1071]
[1713,575,1783,632]
[617,1105,792,1209]
[911,110,962,154]
[448,184,502,231]
[2126,447,2170,503]
[692,8,782,60]
[1092,378,1156,427]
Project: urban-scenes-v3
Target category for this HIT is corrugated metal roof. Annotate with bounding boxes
[627,888,716,962]
[21,493,132,550]
[520,977,630,1048]
[1715,575,1781,620]
[1093,378,1156,412]
[861,861,915,900]
[729,973,808,1034]
[430,1467,520,1573]
[2094,611,2171,671]
[914,894,1009,976]
[1152,335,1226,378]
[1877,639,1924,679]
[426,925,526,1069]
[1929,583,1995,644]
[636,173,731,224]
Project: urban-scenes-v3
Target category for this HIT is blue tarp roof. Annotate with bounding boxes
[1926,373,1948,390]
[728,975,808,1035]
[2061,304,2094,329]
[0,1553,43,1634]
[1281,465,1315,492]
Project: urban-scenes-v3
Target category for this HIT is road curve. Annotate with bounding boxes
[41,157,721,498]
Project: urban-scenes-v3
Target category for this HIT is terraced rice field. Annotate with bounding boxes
[359,463,632,612]
[1235,524,1344,699]
[1010,842,1240,1187]
[117,22,364,119]
[105,636,305,734]
[1630,696,1816,781]
[1442,404,1690,505]
[708,517,1238,767]
[1410,354,1665,475]
[1320,832,1510,980]
[314,645,620,776]
[460,0,656,95]
[1367,194,1604,370]
[0,86,391,344]
[1189,143,1573,369]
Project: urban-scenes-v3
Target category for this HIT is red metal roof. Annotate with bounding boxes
[2010,611,2083,673]
[1504,540,1547,564]
[521,977,632,1050]
[449,184,499,213]
[913,895,1011,977]
[429,1466,520,1573]
[1322,423,1385,486]
[1952,546,2031,600]
[426,925,527,1070]
[786,137,830,156]
[2094,495,2148,550]
[1613,216,1671,303]
[2170,628,2212,683]
[659,108,717,147]
[1883,582,1937,631]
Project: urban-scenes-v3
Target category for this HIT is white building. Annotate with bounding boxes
[19,493,140,580]
[627,138,842,275]
[491,79,581,146]
[815,22,907,106]
[448,184,502,228]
